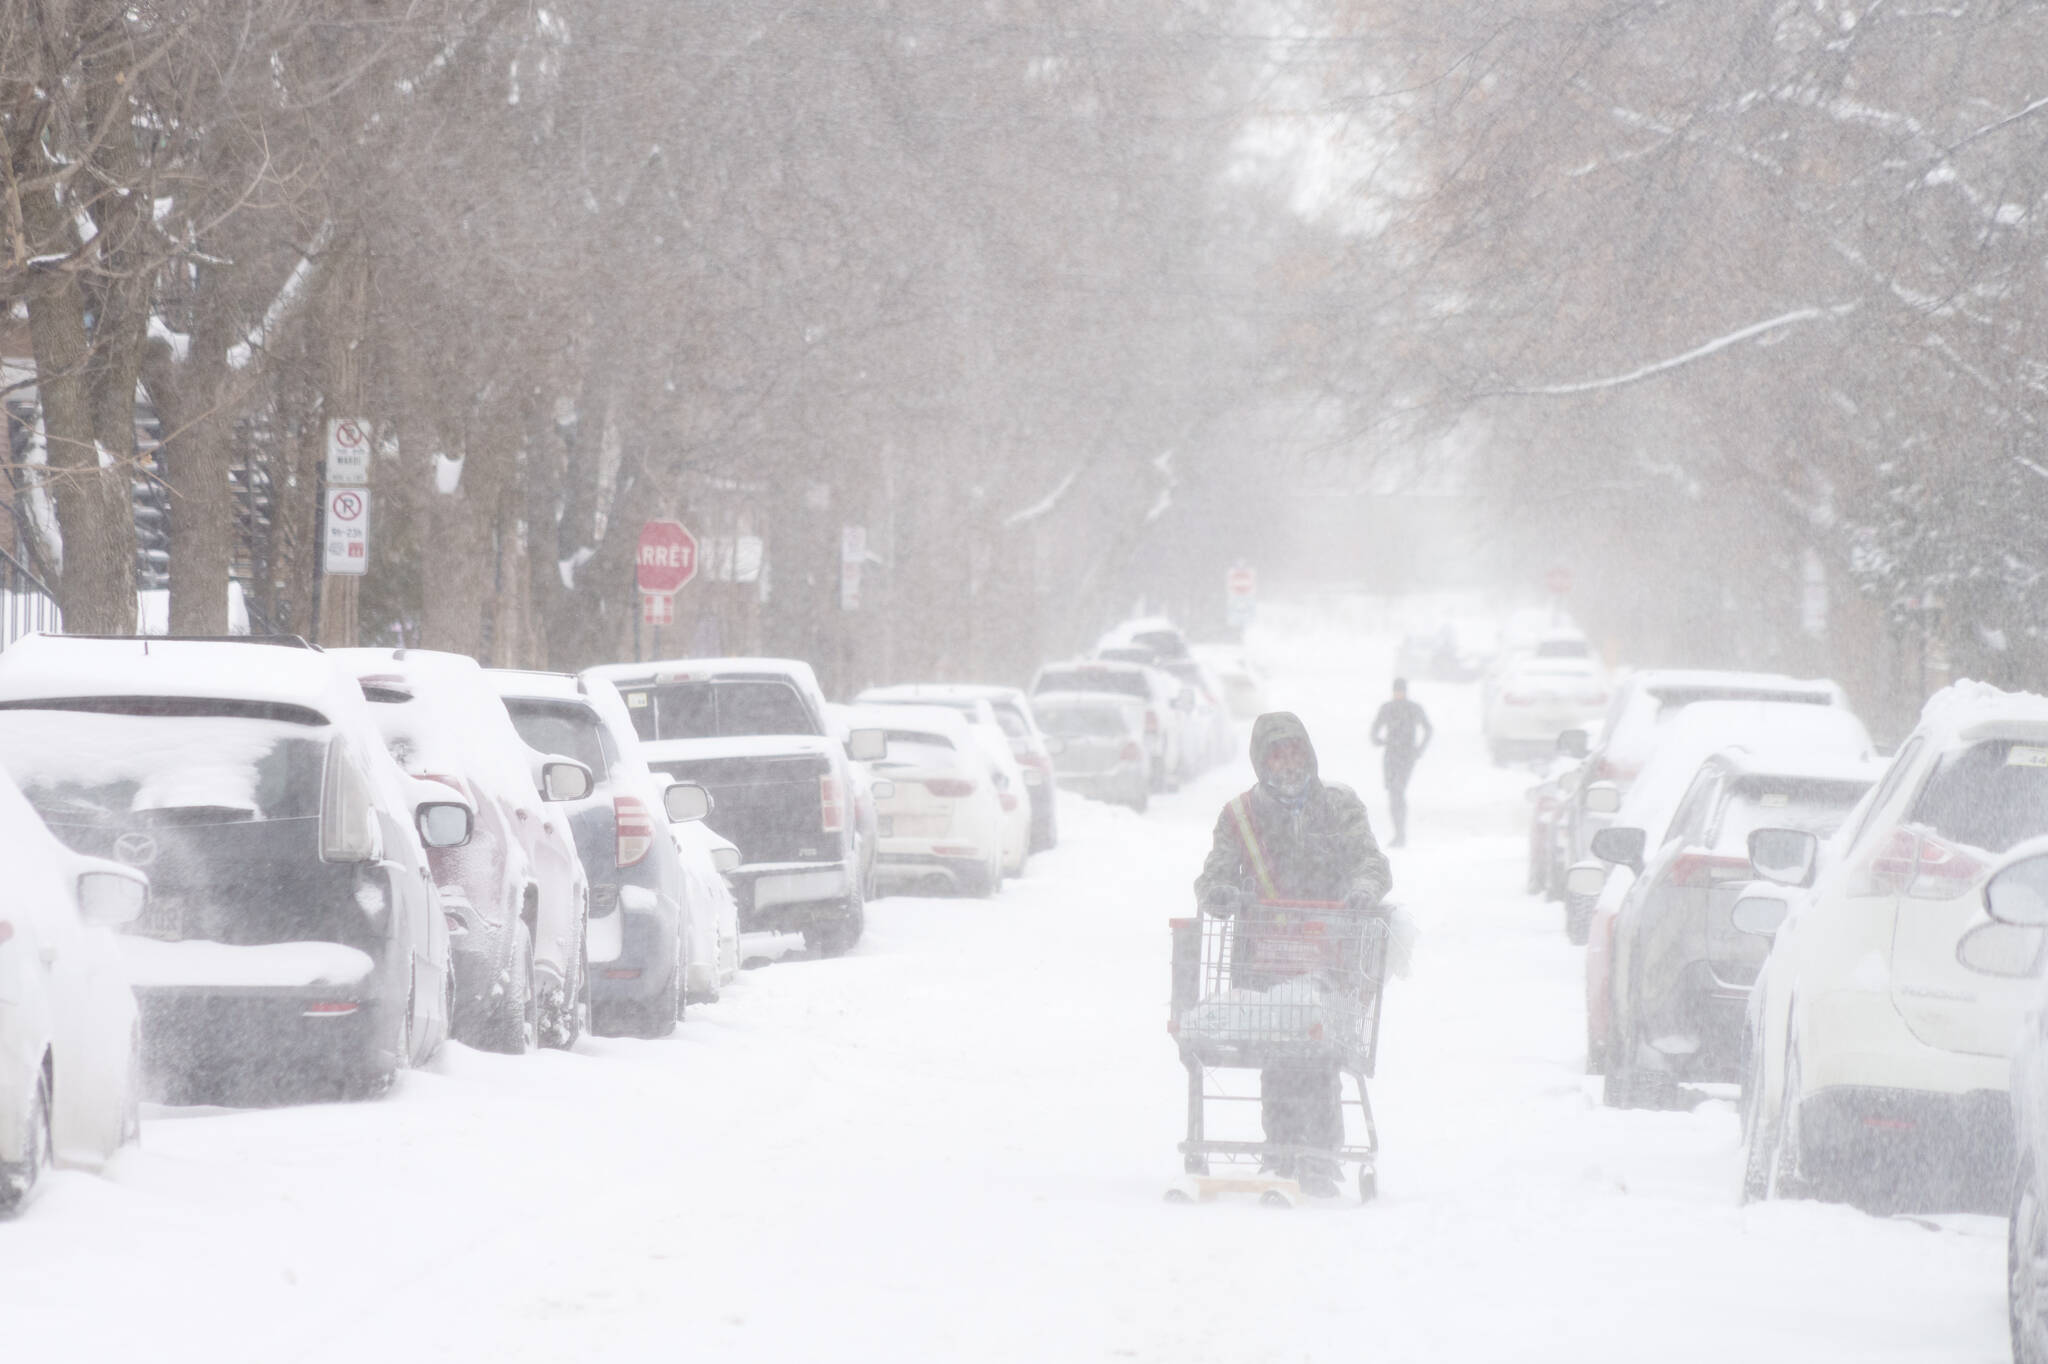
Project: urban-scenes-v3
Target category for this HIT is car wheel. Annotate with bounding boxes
[1769,1049,1813,1200]
[477,919,535,1055]
[1564,895,1593,947]
[0,1065,51,1214]
[647,936,682,1038]
[1738,1034,1772,1203]
[541,921,589,1051]
[2013,1162,2048,1364]
[808,884,866,958]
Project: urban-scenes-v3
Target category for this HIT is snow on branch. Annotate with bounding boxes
[1502,304,1858,398]
[226,221,335,371]
[1003,466,1080,527]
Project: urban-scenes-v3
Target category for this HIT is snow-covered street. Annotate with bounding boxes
[1,615,2010,1362]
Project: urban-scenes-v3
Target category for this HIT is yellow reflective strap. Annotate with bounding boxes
[1228,795,1281,902]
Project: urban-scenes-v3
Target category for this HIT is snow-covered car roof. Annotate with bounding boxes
[1705,744,1885,787]
[844,702,975,747]
[859,683,1028,707]
[1032,688,1145,709]
[1613,701,1875,838]
[1622,668,1842,701]
[483,668,588,705]
[587,656,822,693]
[0,634,363,723]
[1906,679,2048,747]
[331,648,540,802]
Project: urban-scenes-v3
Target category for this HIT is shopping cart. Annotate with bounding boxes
[1166,900,1391,1205]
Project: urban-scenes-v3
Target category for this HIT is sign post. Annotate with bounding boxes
[1225,563,1257,629]
[840,525,865,612]
[322,488,370,576]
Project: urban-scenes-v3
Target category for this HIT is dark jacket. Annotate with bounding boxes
[1371,697,1432,763]
[1194,712,1393,911]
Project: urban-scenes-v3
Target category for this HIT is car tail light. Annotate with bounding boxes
[1667,853,1753,888]
[1580,691,1609,706]
[615,795,656,868]
[1859,828,1988,899]
[1146,710,1159,735]
[1504,692,1532,706]
[1120,741,1142,762]
[603,967,642,980]
[925,778,976,799]
[1000,792,1020,812]
[820,774,844,834]
[303,1002,359,1017]
[0,921,11,946]
[444,912,466,934]
[1905,831,1985,899]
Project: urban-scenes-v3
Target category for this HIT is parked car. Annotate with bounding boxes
[1190,644,1268,722]
[1484,652,1609,766]
[853,691,1029,878]
[845,703,1008,896]
[671,817,740,1000]
[586,658,884,957]
[490,669,708,1038]
[1034,691,1151,812]
[1588,744,1879,1108]
[1144,656,1235,773]
[339,649,592,1053]
[1031,659,1185,792]
[1738,682,2048,1205]
[0,766,146,1211]
[1524,749,1582,906]
[1095,616,1192,663]
[856,684,1059,852]
[0,636,458,1102]
[1559,671,1857,926]
[1571,700,1874,1073]
[1973,844,2048,1361]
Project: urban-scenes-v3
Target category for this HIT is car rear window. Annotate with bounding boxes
[1910,740,2048,853]
[876,732,962,770]
[1712,777,1870,854]
[1035,668,1148,700]
[620,679,816,740]
[501,699,611,780]
[986,705,1029,739]
[0,708,327,825]
[1037,705,1130,738]
[1535,638,1591,659]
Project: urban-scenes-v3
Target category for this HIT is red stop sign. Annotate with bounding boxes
[636,520,698,594]
[1546,565,1572,596]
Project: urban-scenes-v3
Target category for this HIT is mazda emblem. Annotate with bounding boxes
[113,832,159,867]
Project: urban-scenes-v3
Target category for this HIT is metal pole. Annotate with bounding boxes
[308,459,326,644]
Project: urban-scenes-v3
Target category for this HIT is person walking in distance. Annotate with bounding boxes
[1371,679,1432,848]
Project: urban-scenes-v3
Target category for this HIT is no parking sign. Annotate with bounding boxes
[323,488,370,576]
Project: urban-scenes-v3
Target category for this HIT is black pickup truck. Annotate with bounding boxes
[586,658,882,956]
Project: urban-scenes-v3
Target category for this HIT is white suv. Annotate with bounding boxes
[1739,682,2048,1203]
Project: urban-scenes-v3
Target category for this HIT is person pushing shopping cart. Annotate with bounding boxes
[1180,712,1394,1201]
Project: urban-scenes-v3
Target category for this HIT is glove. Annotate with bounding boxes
[1201,884,1248,917]
[1344,888,1385,917]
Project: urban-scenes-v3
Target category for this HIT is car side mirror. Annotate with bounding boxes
[415,801,473,849]
[1557,729,1589,759]
[1986,853,2048,927]
[1957,921,2046,978]
[1563,861,1608,898]
[1749,827,1819,888]
[1581,781,1621,816]
[1731,888,1792,938]
[847,728,887,763]
[710,845,741,874]
[541,759,594,803]
[77,868,147,928]
[1589,825,1645,872]
[664,781,711,824]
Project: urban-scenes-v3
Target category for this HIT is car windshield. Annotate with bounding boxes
[621,679,816,740]
[0,702,327,826]
[502,699,612,779]
[1911,740,2048,854]
[1535,638,1590,659]
[1036,668,1148,700]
